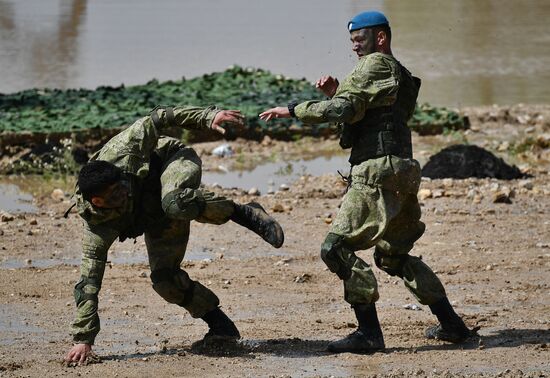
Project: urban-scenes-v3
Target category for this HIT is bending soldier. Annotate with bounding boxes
[65,105,284,364]
[260,11,474,353]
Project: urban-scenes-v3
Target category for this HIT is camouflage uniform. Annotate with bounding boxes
[71,106,235,345]
[294,53,446,307]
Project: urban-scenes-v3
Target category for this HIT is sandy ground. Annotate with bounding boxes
[0,105,549,377]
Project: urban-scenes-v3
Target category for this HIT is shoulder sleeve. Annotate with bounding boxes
[333,54,399,124]
[96,115,159,178]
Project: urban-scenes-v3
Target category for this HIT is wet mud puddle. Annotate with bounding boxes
[0,183,36,213]
[202,154,350,193]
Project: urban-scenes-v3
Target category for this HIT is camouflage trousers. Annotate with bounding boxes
[321,155,446,306]
[146,140,234,318]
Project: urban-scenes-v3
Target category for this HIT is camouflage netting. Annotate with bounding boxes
[0,66,469,174]
[408,103,470,135]
[421,144,523,180]
[0,66,468,141]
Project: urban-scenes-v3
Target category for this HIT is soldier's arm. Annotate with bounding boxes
[294,55,398,125]
[70,223,118,345]
[150,106,244,135]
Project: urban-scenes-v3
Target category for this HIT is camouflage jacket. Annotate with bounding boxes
[294,52,402,126]
[71,106,219,344]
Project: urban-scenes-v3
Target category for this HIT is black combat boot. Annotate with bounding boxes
[327,303,385,353]
[230,202,284,248]
[425,297,474,343]
[201,307,241,339]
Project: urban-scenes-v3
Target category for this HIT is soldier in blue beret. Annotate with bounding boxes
[261,10,476,353]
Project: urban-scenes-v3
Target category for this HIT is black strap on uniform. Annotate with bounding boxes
[150,105,175,129]
[63,203,76,218]
[165,106,175,127]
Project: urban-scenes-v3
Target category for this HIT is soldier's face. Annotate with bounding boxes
[91,181,129,209]
[350,29,375,58]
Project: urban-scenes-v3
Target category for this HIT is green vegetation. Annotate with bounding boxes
[0,66,470,174]
[0,66,468,139]
[408,103,469,135]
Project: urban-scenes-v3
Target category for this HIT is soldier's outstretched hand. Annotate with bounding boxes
[259,107,291,122]
[211,110,246,135]
[316,75,339,98]
[65,343,92,366]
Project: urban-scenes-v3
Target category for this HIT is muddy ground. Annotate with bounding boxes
[0,105,549,377]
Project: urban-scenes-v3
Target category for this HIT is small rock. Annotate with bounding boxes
[248,187,260,196]
[485,264,493,271]
[51,189,65,202]
[274,258,293,266]
[139,272,147,278]
[403,304,422,311]
[282,204,293,212]
[535,242,549,249]
[518,179,534,190]
[525,126,535,133]
[212,144,233,157]
[1,212,15,222]
[267,187,275,195]
[141,357,148,362]
[0,229,3,236]
[25,259,32,265]
[497,141,510,151]
[271,203,285,212]
[418,189,432,201]
[442,178,454,187]
[261,135,272,146]
[29,218,38,225]
[432,189,445,198]
[279,184,290,191]
[294,273,312,283]
[493,191,512,204]
[216,165,229,173]
[324,218,332,224]
[489,183,500,192]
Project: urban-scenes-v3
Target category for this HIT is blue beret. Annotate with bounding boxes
[348,11,389,32]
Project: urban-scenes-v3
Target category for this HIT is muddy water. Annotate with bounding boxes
[0,0,549,106]
[203,154,350,194]
[0,183,36,213]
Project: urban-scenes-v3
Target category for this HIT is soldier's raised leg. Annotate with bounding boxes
[158,144,283,247]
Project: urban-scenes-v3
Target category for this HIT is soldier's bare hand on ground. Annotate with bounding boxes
[259,107,291,122]
[315,75,339,98]
[211,110,246,135]
[65,343,92,366]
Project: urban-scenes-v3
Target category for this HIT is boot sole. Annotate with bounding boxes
[327,344,385,354]
[248,202,284,248]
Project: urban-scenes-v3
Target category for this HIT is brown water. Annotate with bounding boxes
[0,0,548,107]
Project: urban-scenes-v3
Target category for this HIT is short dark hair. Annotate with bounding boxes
[78,160,122,200]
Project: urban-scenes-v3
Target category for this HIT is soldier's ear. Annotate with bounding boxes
[91,196,105,208]
[376,30,386,46]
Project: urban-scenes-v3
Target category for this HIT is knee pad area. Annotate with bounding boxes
[162,189,206,221]
[374,248,407,277]
[150,268,195,305]
[320,233,353,280]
